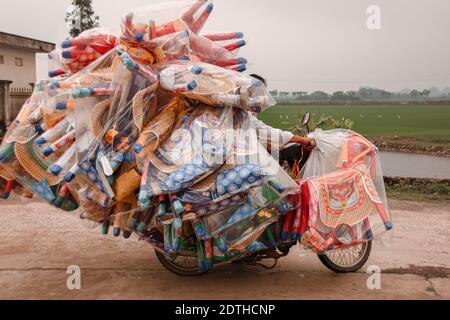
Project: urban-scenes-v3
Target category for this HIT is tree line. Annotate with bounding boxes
[269,87,450,103]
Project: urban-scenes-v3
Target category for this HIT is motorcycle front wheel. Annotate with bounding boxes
[318,241,372,273]
[155,250,208,276]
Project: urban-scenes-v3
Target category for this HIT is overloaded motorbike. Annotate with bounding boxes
[0,0,392,278]
[148,113,372,276]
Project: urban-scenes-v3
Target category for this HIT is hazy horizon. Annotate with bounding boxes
[1,0,449,92]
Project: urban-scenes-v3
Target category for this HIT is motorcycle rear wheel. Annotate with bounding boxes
[318,241,372,273]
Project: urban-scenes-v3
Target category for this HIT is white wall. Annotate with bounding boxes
[36,53,49,82]
[0,46,37,88]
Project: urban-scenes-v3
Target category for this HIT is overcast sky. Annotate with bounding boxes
[1,0,450,92]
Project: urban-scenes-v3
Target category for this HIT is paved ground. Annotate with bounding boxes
[0,198,449,300]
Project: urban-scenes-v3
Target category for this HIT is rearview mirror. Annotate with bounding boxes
[301,112,311,126]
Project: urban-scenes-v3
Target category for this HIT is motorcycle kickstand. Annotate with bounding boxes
[245,255,280,270]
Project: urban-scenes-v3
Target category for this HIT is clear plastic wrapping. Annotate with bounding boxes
[156,60,275,112]
[299,129,393,252]
[49,29,117,78]
[0,0,392,273]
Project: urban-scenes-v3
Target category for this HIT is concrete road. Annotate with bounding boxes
[0,199,449,300]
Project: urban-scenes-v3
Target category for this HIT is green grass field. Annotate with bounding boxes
[259,104,450,147]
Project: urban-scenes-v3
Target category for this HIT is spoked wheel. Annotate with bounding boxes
[155,250,208,277]
[318,241,372,273]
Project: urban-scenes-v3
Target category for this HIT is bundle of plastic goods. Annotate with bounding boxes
[0,0,288,268]
[298,129,393,253]
[0,0,392,271]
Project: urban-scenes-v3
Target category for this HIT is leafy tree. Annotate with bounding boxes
[309,91,329,101]
[332,91,345,101]
[358,87,392,101]
[421,89,430,98]
[345,91,359,101]
[410,89,421,98]
[66,0,100,37]
[292,91,308,98]
[291,91,308,101]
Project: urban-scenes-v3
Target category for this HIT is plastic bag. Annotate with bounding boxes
[120,1,248,69]
[156,60,275,112]
[300,129,393,252]
[49,29,117,78]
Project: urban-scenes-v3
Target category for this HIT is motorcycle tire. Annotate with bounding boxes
[317,241,372,273]
[155,250,209,277]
